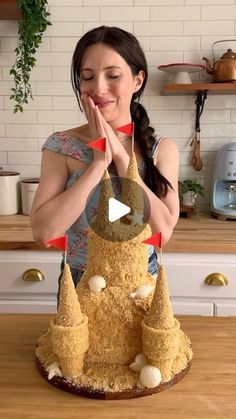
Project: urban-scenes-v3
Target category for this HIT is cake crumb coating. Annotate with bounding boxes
[36,152,193,392]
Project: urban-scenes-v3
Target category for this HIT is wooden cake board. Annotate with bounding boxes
[35,356,192,400]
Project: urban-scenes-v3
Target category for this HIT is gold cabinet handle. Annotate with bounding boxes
[22,268,45,282]
[204,273,228,287]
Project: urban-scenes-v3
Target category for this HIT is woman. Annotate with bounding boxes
[30,26,180,288]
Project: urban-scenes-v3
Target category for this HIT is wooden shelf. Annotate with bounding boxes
[0,0,21,20]
[162,82,236,96]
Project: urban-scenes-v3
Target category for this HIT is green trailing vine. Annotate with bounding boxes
[9,0,51,113]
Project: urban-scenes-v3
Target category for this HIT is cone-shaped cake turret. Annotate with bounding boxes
[96,170,113,218]
[142,265,180,382]
[56,263,83,327]
[94,169,120,238]
[120,152,144,214]
[51,263,89,378]
[145,265,175,330]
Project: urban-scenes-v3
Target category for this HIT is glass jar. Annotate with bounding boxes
[225,183,236,209]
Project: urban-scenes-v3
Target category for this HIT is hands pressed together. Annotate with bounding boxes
[81,95,129,167]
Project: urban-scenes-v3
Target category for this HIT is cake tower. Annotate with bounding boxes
[50,263,89,378]
[35,152,193,398]
[142,265,192,382]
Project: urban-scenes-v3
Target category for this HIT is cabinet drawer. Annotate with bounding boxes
[215,303,236,316]
[0,300,57,314]
[0,250,61,296]
[172,300,214,316]
[164,253,236,300]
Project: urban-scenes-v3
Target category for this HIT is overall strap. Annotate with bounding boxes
[152,135,165,158]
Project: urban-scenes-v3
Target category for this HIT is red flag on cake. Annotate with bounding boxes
[88,137,106,152]
[116,122,134,137]
[142,232,162,248]
[45,235,68,250]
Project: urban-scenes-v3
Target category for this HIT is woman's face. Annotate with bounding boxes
[79,43,144,127]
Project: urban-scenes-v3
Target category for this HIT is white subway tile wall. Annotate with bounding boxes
[1,0,236,211]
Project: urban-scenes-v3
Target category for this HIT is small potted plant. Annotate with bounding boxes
[178,178,205,207]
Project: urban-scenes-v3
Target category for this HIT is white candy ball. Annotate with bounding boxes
[88,275,106,293]
[140,365,162,388]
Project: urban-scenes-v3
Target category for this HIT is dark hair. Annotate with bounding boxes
[71,26,172,197]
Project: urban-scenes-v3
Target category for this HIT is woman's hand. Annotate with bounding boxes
[81,95,128,164]
[81,95,112,166]
[98,112,127,161]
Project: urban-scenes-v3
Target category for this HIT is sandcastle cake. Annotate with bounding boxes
[35,153,193,399]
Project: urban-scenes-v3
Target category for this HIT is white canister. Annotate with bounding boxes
[21,178,39,215]
[0,171,20,215]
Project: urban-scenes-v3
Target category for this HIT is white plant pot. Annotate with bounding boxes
[182,191,196,207]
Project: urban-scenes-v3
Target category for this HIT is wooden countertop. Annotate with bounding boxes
[165,214,236,254]
[0,214,37,250]
[0,214,235,253]
[0,314,236,419]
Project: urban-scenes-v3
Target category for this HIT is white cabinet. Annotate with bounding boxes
[164,253,236,317]
[0,250,61,313]
[1,250,235,316]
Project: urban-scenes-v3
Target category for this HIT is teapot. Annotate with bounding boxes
[202,39,236,82]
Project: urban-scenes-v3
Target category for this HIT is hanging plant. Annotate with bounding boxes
[9,0,51,113]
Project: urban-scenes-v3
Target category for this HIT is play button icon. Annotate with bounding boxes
[85,176,151,242]
[108,198,130,222]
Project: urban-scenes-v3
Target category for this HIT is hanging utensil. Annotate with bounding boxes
[190,91,207,171]
[191,131,203,171]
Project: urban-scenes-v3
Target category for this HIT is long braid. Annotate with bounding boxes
[131,101,172,197]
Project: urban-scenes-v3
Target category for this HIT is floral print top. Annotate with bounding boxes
[42,131,163,271]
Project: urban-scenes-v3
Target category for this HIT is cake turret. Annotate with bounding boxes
[57,263,83,326]
[93,169,120,238]
[51,263,89,378]
[141,265,180,382]
[120,152,144,215]
[145,265,175,330]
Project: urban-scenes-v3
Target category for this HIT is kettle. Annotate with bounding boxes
[202,39,236,82]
